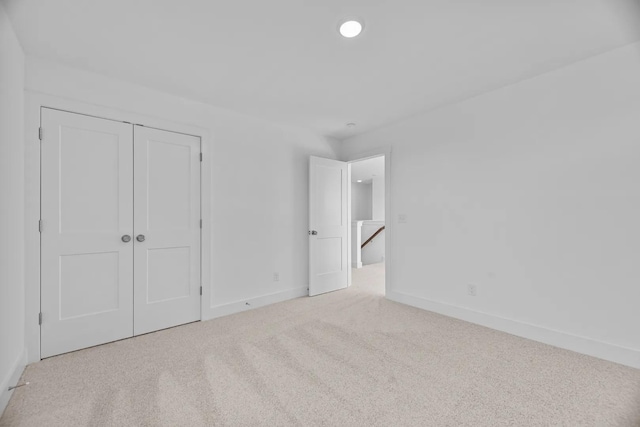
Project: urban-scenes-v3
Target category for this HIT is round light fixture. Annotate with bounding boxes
[357,180,363,183]
[339,20,363,38]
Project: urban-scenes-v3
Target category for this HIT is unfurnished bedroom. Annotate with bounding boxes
[1,1,640,425]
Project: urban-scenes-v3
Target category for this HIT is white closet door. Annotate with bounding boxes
[133,126,201,335]
[41,108,134,358]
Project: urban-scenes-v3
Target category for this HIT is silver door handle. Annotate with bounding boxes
[136,234,145,242]
[121,235,131,243]
[309,230,318,235]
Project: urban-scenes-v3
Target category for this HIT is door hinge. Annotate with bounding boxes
[200,219,202,229]
[200,286,203,296]
[38,220,42,233]
[38,312,42,325]
[199,152,203,162]
[38,127,43,141]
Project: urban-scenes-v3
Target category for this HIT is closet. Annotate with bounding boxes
[40,108,201,358]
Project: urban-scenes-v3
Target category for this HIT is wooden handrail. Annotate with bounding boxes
[361,226,385,249]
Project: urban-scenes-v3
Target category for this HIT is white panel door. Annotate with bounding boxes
[309,156,348,296]
[41,108,134,358]
[133,126,201,335]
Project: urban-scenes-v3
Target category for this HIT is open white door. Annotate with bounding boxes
[309,156,349,296]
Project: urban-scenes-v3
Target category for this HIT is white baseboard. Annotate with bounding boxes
[352,262,362,269]
[205,287,308,320]
[0,348,27,417]
[386,290,640,369]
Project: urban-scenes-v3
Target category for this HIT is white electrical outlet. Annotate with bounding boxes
[467,284,477,296]
[273,273,280,282]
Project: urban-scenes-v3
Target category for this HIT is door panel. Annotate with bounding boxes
[41,108,134,358]
[133,126,201,335]
[146,247,191,303]
[59,251,120,319]
[59,126,121,233]
[316,238,343,275]
[309,156,348,296]
[147,140,192,231]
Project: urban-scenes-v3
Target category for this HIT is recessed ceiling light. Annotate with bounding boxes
[346,122,356,128]
[357,180,363,183]
[339,20,363,38]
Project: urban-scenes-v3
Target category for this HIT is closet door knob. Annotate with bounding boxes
[121,235,131,243]
[136,234,145,242]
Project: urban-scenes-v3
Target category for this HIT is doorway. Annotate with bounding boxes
[39,108,202,358]
[349,155,386,295]
[308,153,389,297]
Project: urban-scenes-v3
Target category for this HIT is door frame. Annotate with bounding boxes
[25,92,212,363]
[343,147,392,295]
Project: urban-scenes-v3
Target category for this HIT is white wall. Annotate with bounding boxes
[351,182,372,221]
[341,43,640,368]
[23,57,340,347]
[371,176,385,221]
[0,3,26,414]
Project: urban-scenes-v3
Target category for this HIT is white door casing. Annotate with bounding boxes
[40,108,134,358]
[309,156,349,296]
[133,126,201,335]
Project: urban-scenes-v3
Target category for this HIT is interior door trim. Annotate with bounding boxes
[41,106,202,138]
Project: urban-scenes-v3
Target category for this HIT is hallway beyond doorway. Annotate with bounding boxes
[351,262,385,296]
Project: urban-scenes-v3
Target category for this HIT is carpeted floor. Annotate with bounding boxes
[2,262,640,426]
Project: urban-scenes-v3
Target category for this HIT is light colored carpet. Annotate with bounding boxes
[2,262,640,426]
